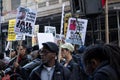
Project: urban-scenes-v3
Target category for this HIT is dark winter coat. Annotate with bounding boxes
[66,59,81,80]
[21,58,41,79]
[91,61,119,80]
[28,61,71,80]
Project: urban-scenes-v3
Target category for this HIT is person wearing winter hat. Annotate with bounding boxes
[29,42,71,80]
[61,43,81,80]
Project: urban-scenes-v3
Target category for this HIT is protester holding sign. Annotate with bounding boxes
[61,43,81,80]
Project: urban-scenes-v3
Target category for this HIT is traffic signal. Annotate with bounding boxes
[70,0,103,16]
[70,0,85,16]
[84,0,103,16]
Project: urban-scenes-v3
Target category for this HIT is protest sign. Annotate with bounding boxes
[55,34,65,46]
[14,7,37,36]
[44,26,56,37]
[66,18,88,45]
[8,19,25,41]
[7,19,16,41]
[32,25,39,46]
[64,13,71,36]
[16,34,25,40]
[37,33,54,49]
[32,36,38,47]
[33,25,39,36]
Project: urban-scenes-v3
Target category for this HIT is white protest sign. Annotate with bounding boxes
[16,34,25,40]
[55,34,65,46]
[5,41,11,51]
[44,26,56,37]
[32,25,39,46]
[14,7,37,36]
[37,33,54,49]
[66,18,88,45]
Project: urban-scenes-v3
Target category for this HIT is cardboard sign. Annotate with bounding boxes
[44,26,56,37]
[7,19,16,41]
[66,18,88,45]
[7,19,25,41]
[14,7,37,36]
[37,33,54,49]
[16,34,25,40]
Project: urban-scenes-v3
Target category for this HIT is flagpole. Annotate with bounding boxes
[105,0,109,43]
[58,3,65,62]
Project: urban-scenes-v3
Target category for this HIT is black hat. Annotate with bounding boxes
[32,45,39,51]
[42,42,59,55]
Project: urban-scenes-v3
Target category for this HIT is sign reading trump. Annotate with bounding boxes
[14,7,37,36]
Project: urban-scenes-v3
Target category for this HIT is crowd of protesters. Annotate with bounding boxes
[0,40,120,80]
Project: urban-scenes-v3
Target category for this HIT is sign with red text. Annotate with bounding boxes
[66,18,88,45]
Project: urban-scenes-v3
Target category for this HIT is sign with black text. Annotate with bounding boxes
[44,26,56,37]
[14,7,37,36]
[66,18,88,45]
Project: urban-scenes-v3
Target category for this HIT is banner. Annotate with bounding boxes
[44,26,56,37]
[8,19,16,41]
[66,18,88,45]
[14,7,37,36]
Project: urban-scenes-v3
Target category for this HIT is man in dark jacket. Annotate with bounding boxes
[61,43,81,80]
[28,42,71,80]
[21,50,41,79]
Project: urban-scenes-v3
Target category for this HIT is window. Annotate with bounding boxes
[11,0,20,10]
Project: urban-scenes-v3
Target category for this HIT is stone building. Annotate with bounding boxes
[0,0,120,51]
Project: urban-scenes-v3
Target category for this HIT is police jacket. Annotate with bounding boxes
[28,61,71,80]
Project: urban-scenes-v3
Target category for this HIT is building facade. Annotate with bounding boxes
[0,0,120,51]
